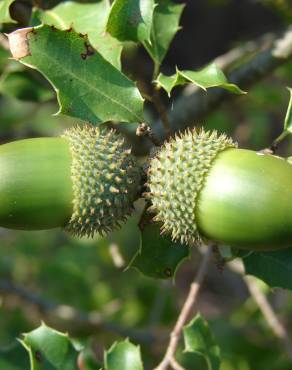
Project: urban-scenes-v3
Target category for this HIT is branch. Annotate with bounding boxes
[155,26,292,140]
[154,247,212,370]
[229,260,292,361]
[0,278,165,344]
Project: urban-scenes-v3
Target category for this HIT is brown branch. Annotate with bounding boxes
[155,27,292,140]
[229,260,292,361]
[154,247,212,370]
[0,278,165,344]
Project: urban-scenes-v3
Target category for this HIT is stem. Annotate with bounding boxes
[154,247,212,370]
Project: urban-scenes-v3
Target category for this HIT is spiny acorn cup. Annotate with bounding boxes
[0,125,141,236]
[147,129,292,251]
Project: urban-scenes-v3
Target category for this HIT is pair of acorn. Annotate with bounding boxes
[1,124,292,251]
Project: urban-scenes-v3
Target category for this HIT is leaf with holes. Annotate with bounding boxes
[36,1,122,69]
[104,339,143,370]
[7,25,144,125]
[0,0,16,24]
[183,314,221,370]
[156,63,246,97]
[143,0,184,68]
[20,323,79,370]
[106,0,155,43]
[131,224,189,279]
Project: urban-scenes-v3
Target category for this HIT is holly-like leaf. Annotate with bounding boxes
[0,0,16,24]
[143,0,184,68]
[8,25,144,125]
[183,314,221,370]
[37,1,122,69]
[20,322,79,370]
[284,87,292,132]
[131,224,189,279]
[156,63,246,97]
[104,339,143,370]
[106,0,155,43]
[241,248,292,290]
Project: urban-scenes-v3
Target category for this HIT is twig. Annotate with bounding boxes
[155,27,292,140]
[229,260,292,361]
[152,86,172,136]
[0,278,165,344]
[154,247,212,370]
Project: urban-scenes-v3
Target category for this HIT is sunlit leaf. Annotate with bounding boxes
[131,224,189,279]
[8,25,144,124]
[37,1,122,69]
[183,314,221,370]
[156,63,246,97]
[241,248,292,290]
[20,323,79,370]
[143,0,184,68]
[104,339,143,370]
[0,0,16,24]
[106,0,155,43]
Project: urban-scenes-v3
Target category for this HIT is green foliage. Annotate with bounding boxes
[131,224,189,279]
[284,87,292,132]
[0,0,16,24]
[183,314,221,370]
[105,340,143,370]
[11,25,144,124]
[143,0,185,68]
[106,0,155,44]
[242,249,292,290]
[21,323,79,370]
[36,1,122,69]
[156,64,246,96]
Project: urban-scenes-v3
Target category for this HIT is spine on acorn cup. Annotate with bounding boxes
[0,125,141,236]
[146,128,292,251]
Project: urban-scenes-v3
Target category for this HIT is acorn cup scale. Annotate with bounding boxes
[147,129,292,251]
[0,126,141,236]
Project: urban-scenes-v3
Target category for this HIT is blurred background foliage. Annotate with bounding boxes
[0,0,292,369]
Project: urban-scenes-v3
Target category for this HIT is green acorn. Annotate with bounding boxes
[147,128,292,250]
[0,125,141,236]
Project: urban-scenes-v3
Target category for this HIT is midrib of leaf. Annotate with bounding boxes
[24,43,142,121]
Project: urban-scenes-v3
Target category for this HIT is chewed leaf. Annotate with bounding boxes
[7,25,144,125]
[156,63,246,97]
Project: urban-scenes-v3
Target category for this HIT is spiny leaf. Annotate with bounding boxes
[156,63,246,97]
[131,224,189,280]
[241,248,292,290]
[106,0,155,43]
[20,322,79,370]
[104,339,143,370]
[183,314,221,370]
[143,0,184,68]
[8,25,144,125]
[36,1,122,69]
[0,0,16,24]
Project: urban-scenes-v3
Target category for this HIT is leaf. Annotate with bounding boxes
[131,224,189,279]
[106,0,155,43]
[0,0,16,24]
[104,339,143,370]
[143,0,184,67]
[284,87,292,132]
[183,314,221,370]
[0,70,54,102]
[20,322,79,370]
[8,25,144,125]
[37,1,122,69]
[241,248,292,290]
[156,63,246,97]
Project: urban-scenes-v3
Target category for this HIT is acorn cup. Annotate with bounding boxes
[146,129,292,251]
[0,125,141,237]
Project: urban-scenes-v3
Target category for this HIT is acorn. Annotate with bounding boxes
[147,129,292,251]
[0,125,141,236]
